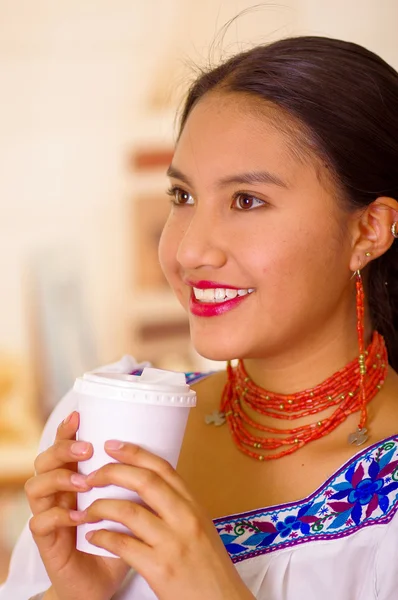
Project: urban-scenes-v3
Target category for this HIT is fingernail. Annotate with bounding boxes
[85,531,94,541]
[71,473,90,489]
[70,509,87,522]
[63,412,75,425]
[105,440,124,451]
[71,441,90,455]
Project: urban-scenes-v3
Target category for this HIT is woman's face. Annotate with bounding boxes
[159,93,355,362]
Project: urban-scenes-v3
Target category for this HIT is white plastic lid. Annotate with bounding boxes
[73,367,197,407]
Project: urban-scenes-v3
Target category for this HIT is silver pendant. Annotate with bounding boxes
[348,428,368,446]
[205,411,226,426]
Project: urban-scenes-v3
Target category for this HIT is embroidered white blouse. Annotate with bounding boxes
[0,356,397,600]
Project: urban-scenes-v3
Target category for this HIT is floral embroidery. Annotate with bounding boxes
[185,371,215,385]
[130,368,398,564]
[214,437,398,563]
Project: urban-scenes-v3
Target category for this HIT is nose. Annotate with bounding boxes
[176,208,227,271]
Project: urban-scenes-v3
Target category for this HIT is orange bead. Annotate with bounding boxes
[221,331,387,460]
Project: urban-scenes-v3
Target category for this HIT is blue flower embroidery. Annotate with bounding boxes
[276,514,310,537]
[214,438,398,563]
[347,476,384,504]
[329,455,398,525]
[271,514,278,523]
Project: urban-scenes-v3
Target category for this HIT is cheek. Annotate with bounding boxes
[158,222,188,308]
[158,219,182,286]
[158,222,172,275]
[248,220,336,294]
[267,222,348,308]
[243,228,293,276]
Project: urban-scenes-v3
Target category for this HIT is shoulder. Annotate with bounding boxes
[189,369,227,414]
[177,369,228,486]
[188,368,227,391]
[213,435,398,566]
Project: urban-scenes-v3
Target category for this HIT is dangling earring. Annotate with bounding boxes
[391,221,398,238]
[348,269,368,445]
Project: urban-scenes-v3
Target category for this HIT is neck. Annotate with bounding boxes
[239,320,374,435]
[243,329,361,394]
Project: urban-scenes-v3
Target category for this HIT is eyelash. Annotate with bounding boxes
[166,186,267,211]
[166,186,194,206]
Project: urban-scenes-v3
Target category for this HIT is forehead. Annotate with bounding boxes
[174,93,310,186]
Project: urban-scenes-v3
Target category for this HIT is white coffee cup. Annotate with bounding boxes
[73,367,196,558]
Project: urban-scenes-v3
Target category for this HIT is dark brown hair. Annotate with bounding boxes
[178,36,398,369]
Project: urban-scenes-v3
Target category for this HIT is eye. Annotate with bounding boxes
[166,186,194,206]
[232,193,266,210]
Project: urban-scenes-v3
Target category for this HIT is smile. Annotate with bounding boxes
[192,287,255,303]
[189,286,255,317]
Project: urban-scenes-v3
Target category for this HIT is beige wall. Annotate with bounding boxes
[0,0,177,366]
[0,0,397,373]
[296,0,398,64]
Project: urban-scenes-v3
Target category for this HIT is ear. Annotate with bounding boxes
[349,196,398,272]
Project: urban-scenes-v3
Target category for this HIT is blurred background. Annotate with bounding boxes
[0,0,397,583]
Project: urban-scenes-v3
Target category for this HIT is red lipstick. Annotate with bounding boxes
[188,284,254,317]
[189,293,250,317]
[185,280,242,290]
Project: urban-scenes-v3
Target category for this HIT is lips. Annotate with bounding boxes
[189,287,254,317]
[192,287,255,303]
[186,280,242,290]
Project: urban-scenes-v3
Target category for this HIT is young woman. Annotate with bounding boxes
[1,35,398,600]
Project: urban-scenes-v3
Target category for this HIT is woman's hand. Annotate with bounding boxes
[25,412,130,600]
[83,441,255,600]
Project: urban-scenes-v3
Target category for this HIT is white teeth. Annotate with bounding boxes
[202,288,215,302]
[193,287,254,303]
[194,288,204,300]
[214,288,225,302]
[225,289,238,299]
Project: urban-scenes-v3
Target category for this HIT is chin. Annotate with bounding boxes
[190,333,239,362]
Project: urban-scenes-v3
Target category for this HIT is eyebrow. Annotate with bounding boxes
[166,165,288,189]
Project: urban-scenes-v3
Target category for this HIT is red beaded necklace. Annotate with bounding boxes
[220,331,388,460]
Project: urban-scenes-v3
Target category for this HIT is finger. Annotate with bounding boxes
[85,529,152,568]
[84,499,167,546]
[87,463,192,525]
[34,438,93,475]
[104,442,192,501]
[29,506,86,539]
[25,469,92,514]
[56,411,79,442]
